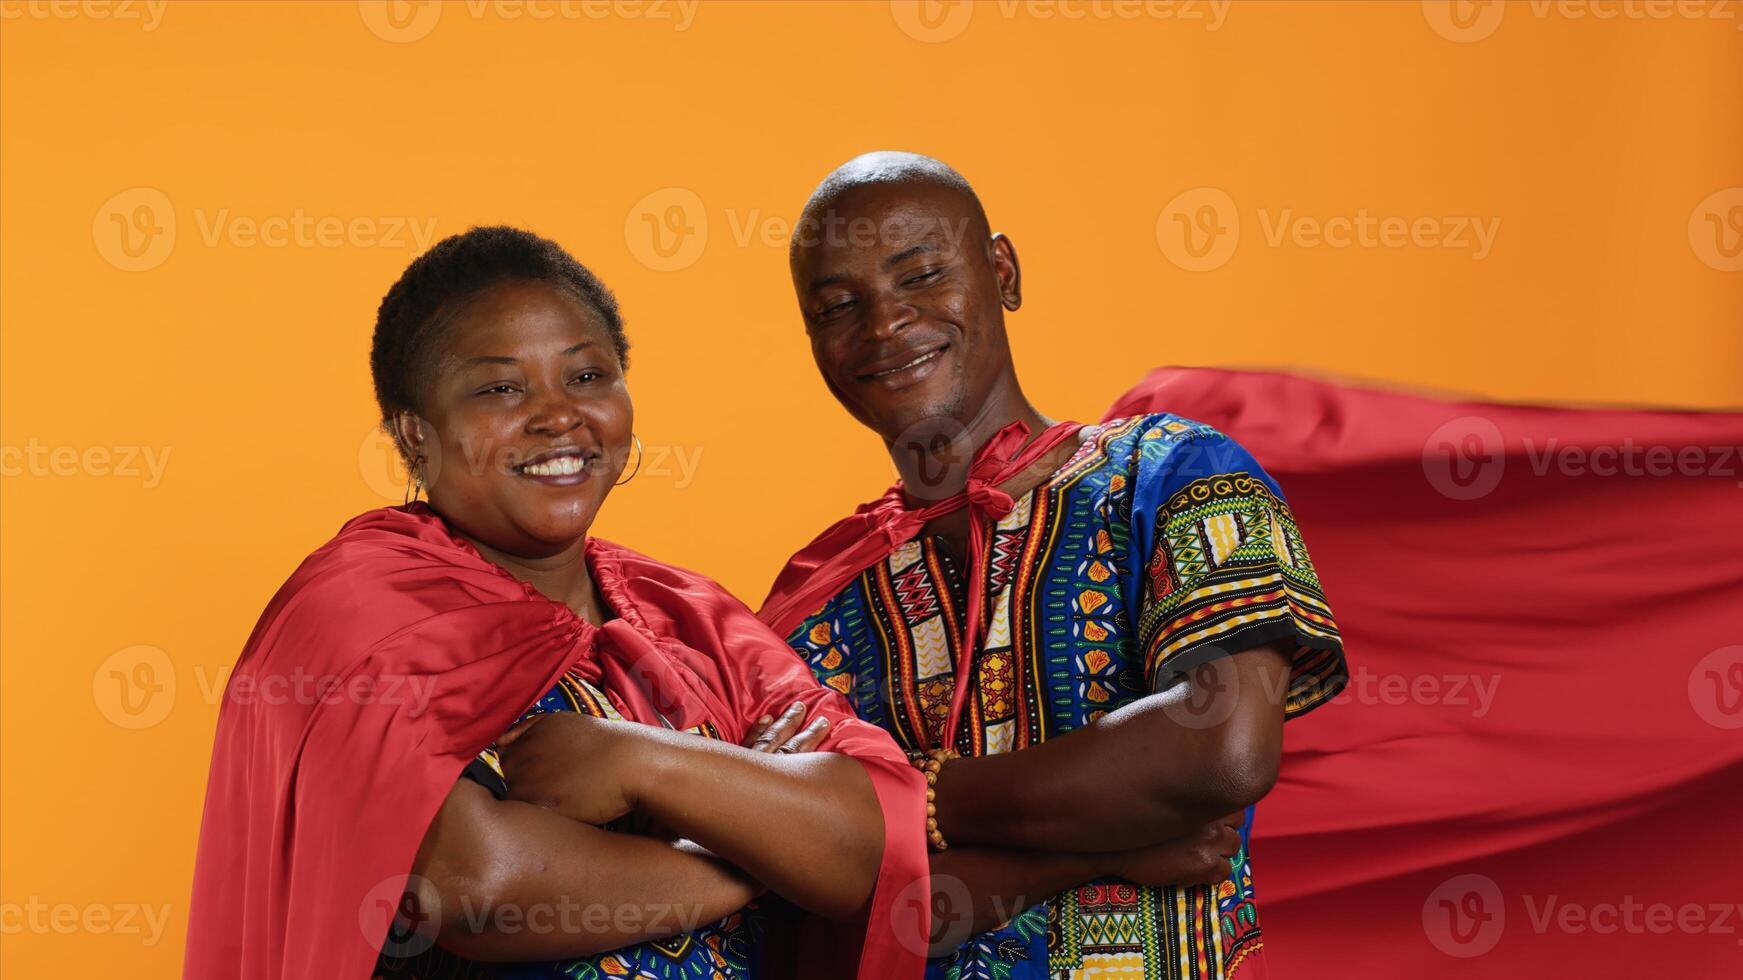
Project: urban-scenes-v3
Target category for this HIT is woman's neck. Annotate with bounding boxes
[467,534,609,625]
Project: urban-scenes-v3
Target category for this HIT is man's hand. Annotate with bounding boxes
[741,699,831,754]
[1108,811,1245,888]
[497,712,644,826]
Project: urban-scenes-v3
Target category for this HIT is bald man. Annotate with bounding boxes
[758,153,1348,979]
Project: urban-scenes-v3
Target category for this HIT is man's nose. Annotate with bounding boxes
[864,294,918,341]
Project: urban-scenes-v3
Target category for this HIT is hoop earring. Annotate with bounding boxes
[404,456,425,505]
[615,435,644,486]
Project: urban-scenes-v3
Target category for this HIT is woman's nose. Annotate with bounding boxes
[526,389,584,435]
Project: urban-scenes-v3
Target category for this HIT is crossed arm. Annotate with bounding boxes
[919,644,1294,949]
[407,708,880,961]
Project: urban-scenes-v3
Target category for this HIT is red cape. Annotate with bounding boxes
[184,504,928,980]
[1108,367,1743,977]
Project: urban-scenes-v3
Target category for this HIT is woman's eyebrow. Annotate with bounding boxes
[456,342,598,369]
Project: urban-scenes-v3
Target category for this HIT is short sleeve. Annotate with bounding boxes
[460,750,507,799]
[1125,418,1348,719]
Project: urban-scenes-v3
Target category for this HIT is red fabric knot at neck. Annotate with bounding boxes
[755,417,1089,752]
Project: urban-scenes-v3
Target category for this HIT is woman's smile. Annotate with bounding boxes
[513,446,600,486]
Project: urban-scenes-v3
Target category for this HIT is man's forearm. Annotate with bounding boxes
[934,645,1290,853]
[928,847,1103,953]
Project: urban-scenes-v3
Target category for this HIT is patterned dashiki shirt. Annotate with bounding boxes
[373,669,768,980]
[783,414,1349,980]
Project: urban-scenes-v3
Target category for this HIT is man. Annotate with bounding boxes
[759,152,1348,979]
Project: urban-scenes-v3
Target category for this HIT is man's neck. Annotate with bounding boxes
[888,377,1049,504]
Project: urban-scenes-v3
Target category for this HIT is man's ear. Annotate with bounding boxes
[991,233,1022,311]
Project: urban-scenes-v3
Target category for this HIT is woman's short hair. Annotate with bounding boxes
[370,225,628,421]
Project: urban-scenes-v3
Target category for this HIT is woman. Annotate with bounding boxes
[183,227,929,980]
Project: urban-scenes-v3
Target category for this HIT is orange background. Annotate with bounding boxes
[2,1,1739,975]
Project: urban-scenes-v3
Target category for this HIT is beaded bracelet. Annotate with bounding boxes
[909,748,960,851]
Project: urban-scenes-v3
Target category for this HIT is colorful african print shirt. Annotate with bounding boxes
[784,414,1348,980]
[373,669,767,980]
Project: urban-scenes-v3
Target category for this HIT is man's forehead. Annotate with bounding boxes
[794,192,978,269]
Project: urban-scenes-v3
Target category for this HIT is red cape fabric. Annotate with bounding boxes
[758,420,1085,642]
[184,504,929,980]
[1108,367,1743,977]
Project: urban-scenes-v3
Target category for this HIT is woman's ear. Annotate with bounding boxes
[388,411,425,468]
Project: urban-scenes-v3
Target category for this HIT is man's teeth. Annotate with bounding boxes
[872,349,941,378]
[521,455,586,477]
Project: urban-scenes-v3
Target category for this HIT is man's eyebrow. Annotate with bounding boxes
[803,242,942,292]
[882,242,939,269]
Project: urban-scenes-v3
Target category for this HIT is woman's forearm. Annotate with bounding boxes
[628,729,885,921]
[413,780,759,961]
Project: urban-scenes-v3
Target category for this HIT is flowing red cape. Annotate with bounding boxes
[1108,367,1743,977]
[183,505,929,980]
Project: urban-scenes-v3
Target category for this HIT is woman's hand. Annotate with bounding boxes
[497,712,647,826]
[741,699,831,754]
[1107,811,1245,888]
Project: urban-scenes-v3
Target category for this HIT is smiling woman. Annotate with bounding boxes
[180,227,931,980]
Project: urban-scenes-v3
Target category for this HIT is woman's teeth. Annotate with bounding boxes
[521,455,586,477]
[872,348,942,378]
